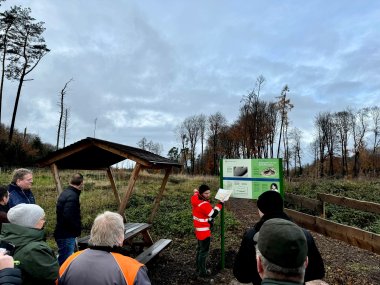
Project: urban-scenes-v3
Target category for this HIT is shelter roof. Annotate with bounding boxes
[36,137,181,170]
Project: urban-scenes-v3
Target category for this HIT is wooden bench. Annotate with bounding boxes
[135,238,172,264]
[77,223,153,250]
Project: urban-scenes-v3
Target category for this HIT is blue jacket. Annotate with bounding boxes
[8,184,35,208]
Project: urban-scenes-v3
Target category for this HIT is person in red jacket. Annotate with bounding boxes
[191,184,224,277]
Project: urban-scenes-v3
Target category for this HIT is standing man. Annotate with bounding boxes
[8,168,35,208]
[255,218,309,285]
[191,184,224,277]
[54,173,83,265]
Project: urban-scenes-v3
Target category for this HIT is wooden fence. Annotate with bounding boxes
[284,193,380,254]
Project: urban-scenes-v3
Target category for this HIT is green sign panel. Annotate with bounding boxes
[220,158,283,199]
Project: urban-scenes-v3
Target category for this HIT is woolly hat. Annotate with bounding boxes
[7,203,45,228]
[257,190,284,215]
[198,184,210,194]
[254,218,307,268]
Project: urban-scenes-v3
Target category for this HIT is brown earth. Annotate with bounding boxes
[147,198,380,285]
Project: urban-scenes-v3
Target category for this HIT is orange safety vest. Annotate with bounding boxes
[57,249,143,285]
[191,191,223,240]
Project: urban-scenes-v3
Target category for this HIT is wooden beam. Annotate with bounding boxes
[106,167,121,205]
[285,193,323,215]
[50,163,63,195]
[285,208,380,254]
[118,163,142,218]
[317,193,380,214]
[93,142,150,167]
[38,144,89,167]
[148,167,171,223]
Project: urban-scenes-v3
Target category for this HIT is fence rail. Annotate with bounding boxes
[284,193,380,254]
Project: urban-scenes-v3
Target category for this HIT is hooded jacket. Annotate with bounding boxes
[0,223,59,285]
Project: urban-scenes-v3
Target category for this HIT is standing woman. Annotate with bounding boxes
[8,169,35,208]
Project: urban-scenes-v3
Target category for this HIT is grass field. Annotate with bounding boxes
[1,168,379,251]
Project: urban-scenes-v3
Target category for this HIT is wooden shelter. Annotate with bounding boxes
[36,137,181,223]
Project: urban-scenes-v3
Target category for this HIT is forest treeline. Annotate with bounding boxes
[0,123,54,166]
[169,77,380,178]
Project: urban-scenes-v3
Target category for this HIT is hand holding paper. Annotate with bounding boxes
[215,188,233,202]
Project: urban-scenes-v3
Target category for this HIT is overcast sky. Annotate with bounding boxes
[1,1,380,162]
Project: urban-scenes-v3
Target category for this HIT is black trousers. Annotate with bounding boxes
[196,237,211,275]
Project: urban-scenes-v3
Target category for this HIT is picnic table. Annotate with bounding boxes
[77,222,172,264]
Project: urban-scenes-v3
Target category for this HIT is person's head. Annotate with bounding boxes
[11,168,33,190]
[198,184,211,200]
[254,218,308,283]
[7,203,46,229]
[257,190,284,217]
[0,186,9,205]
[270,183,278,191]
[70,173,84,188]
[89,211,124,247]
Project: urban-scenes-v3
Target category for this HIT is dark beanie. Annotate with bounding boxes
[199,184,210,194]
[257,190,284,214]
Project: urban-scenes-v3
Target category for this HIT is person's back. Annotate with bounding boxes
[233,190,324,284]
[0,204,59,285]
[58,211,151,285]
[54,173,83,265]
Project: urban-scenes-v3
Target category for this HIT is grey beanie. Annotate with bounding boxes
[7,203,45,228]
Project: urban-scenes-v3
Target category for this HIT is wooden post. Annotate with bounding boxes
[50,163,63,195]
[106,167,121,205]
[118,163,142,219]
[148,167,171,223]
[107,167,127,222]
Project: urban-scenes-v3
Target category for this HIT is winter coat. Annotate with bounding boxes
[233,212,325,285]
[0,267,22,285]
[7,184,35,208]
[54,186,81,239]
[58,246,151,285]
[191,191,223,240]
[0,223,59,285]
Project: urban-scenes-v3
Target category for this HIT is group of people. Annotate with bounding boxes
[0,168,151,285]
[0,168,327,285]
[191,184,326,285]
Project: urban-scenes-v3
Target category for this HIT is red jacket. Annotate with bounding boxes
[191,190,223,240]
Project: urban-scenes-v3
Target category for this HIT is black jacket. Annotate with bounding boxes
[0,268,22,285]
[233,212,325,284]
[54,186,81,239]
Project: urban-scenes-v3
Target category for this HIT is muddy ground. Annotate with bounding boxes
[147,198,380,285]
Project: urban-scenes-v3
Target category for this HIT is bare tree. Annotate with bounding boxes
[7,6,50,142]
[334,110,351,177]
[182,115,202,174]
[351,108,369,177]
[198,114,207,173]
[208,112,227,175]
[276,85,293,158]
[289,127,303,176]
[368,106,380,175]
[63,108,69,147]
[56,78,72,150]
